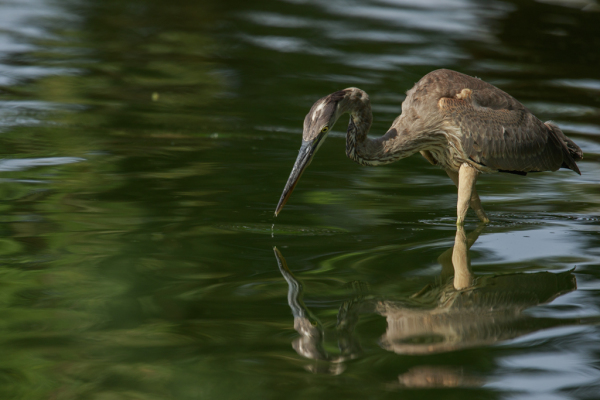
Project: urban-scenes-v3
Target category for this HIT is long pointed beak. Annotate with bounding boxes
[275,141,315,216]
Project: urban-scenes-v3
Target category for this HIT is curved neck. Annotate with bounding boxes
[336,88,444,166]
[335,88,376,165]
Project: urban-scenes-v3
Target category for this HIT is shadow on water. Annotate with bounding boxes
[274,225,585,386]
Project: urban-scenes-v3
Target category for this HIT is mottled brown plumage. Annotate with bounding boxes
[275,69,583,224]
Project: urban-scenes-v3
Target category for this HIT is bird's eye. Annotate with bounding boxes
[321,126,329,133]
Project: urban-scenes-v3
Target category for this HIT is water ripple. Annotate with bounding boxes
[0,157,85,172]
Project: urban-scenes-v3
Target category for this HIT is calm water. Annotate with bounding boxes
[0,0,599,398]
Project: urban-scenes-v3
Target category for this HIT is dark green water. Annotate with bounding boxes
[0,0,599,398]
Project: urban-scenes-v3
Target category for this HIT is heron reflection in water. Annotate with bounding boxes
[275,69,582,225]
[274,227,578,383]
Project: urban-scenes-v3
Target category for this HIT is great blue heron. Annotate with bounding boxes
[275,69,583,225]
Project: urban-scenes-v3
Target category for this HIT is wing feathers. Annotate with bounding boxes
[439,94,581,174]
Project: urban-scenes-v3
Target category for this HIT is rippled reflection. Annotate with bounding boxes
[275,226,579,383]
[0,0,598,396]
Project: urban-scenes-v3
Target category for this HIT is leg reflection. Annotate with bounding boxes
[275,226,579,377]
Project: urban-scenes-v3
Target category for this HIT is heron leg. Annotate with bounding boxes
[469,190,489,224]
[445,169,490,224]
[456,165,475,225]
[447,164,488,225]
[445,168,489,224]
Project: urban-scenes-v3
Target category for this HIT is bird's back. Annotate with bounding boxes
[400,69,582,175]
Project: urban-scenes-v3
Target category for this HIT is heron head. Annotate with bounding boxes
[275,90,347,216]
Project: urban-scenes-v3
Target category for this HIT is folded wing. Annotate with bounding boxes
[439,87,581,175]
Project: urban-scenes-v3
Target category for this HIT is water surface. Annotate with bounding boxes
[0,0,599,399]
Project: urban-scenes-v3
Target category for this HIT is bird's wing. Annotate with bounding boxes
[438,88,578,174]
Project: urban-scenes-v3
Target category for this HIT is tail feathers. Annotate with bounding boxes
[545,122,582,175]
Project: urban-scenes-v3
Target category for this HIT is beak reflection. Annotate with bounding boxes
[274,226,579,379]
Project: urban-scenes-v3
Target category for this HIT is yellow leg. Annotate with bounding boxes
[446,167,489,224]
[456,165,473,225]
[470,192,490,224]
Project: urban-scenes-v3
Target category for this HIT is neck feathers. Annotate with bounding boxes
[337,88,373,164]
[336,88,444,166]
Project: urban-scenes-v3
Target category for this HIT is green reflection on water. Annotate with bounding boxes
[0,0,598,398]
[217,223,349,236]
